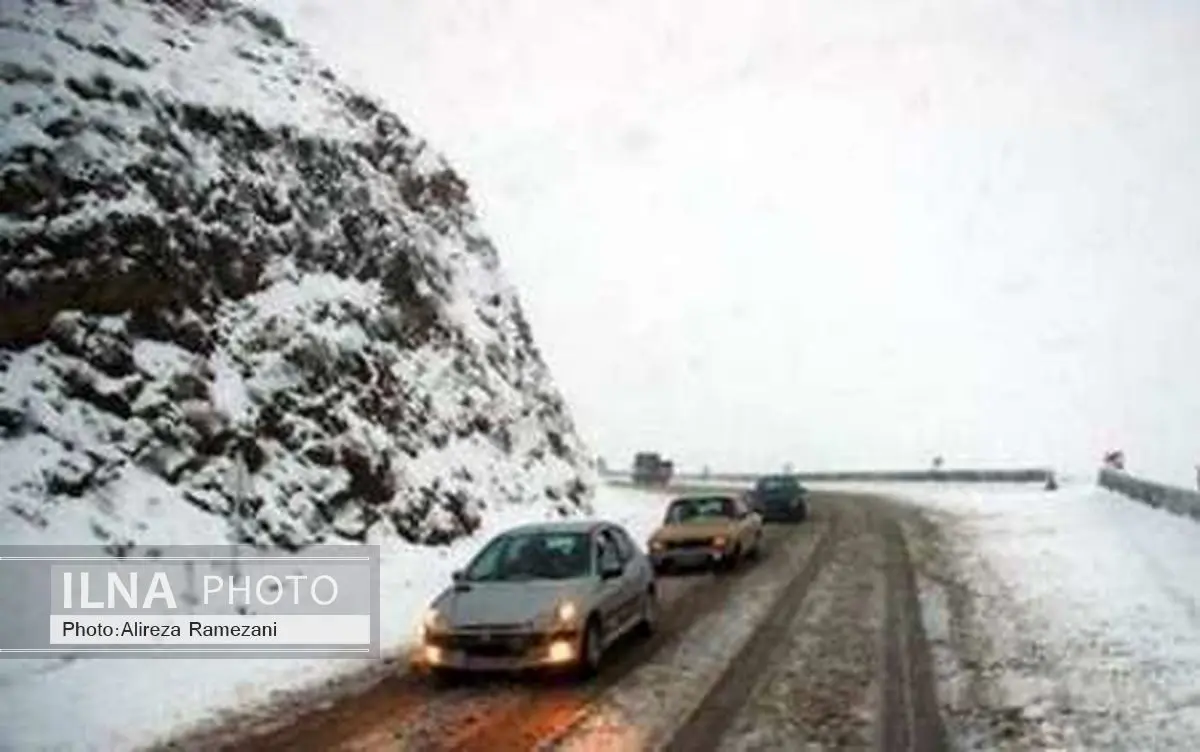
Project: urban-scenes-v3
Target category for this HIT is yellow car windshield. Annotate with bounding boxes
[665,498,735,524]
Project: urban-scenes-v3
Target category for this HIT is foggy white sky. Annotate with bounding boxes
[253,0,1200,482]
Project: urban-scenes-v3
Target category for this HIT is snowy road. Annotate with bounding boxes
[170,512,827,751]
[664,498,945,752]
[35,479,1200,751]
[163,491,946,752]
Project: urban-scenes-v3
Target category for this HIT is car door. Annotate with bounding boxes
[611,525,650,586]
[747,484,765,514]
[594,530,628,638]
[610,525,650,622]
[726,496,744,548]
[599,527,643,635]
[732,495,759,549]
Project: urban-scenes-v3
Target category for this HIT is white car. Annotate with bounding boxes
[415,519,658,679]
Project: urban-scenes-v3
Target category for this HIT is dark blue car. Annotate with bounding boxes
[748,475,808,522]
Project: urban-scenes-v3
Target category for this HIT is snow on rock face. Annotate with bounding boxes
[0,0,594,551]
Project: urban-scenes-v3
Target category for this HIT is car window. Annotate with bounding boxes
[466,535,507,578]
[617,527,641,560]
[606,527,636,562]
[596,530,623,570]
[665,496,735,523]
[463,531,592,581]
[757,477,795,492]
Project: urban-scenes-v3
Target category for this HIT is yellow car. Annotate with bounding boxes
[647,494,763,573]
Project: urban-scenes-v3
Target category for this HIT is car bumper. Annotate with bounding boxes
[415,629,582,672]
[650,547,728,568]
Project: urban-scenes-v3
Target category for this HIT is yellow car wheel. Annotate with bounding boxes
[751,531,764,558]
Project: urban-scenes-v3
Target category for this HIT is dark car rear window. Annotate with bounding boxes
[756,477,796,490]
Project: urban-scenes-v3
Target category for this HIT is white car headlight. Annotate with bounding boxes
[420,607,447,639]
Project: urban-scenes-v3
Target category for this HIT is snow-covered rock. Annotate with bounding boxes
[0,0,595,552]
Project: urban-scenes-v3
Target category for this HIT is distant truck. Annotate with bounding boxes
[632,452,673,486]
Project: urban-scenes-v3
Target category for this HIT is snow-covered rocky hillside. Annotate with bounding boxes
[0,0,595,552]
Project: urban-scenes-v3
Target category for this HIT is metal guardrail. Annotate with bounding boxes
[1097,467,1200,521]
[602,467,1056,485]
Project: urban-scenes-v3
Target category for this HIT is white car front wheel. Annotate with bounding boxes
[578,618,604,678]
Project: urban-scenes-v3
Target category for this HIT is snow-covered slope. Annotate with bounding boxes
[0,0,594,552]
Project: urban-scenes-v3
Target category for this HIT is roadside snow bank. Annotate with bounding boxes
[899,482,1200,749]
[0,484,670,752]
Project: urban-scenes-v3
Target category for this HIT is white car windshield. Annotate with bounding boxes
[463,531,592,581]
